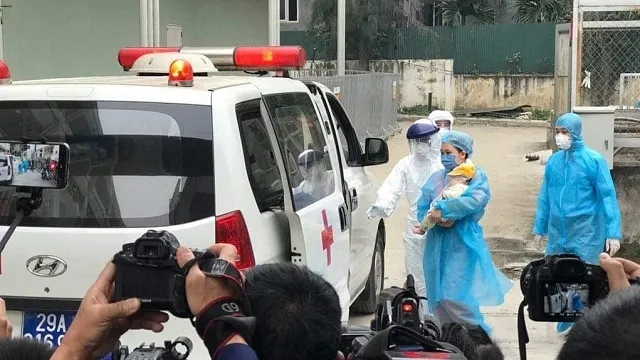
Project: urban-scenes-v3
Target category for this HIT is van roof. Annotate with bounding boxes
[13,75,253,92]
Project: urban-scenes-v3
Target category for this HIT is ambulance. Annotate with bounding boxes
[0,45,389,358]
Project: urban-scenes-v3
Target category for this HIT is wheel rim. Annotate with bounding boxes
[374,247,383,296]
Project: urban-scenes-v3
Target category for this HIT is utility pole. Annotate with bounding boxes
[337,0,346,75]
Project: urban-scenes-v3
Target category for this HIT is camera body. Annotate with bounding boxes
[341,275,466,360]
[521,254,609,322]
[114,337,193,360]
[112,230,205,318]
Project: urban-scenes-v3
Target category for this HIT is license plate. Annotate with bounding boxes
[22,311,75,348]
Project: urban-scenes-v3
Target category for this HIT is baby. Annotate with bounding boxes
[420,160,476,231]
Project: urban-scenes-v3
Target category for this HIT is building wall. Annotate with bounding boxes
[310,59,554,111]
[3,0,269,80]
[455,74,554,110]
[280,0,313,31]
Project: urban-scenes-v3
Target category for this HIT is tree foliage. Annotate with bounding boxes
[439,0,508,25]
[308,0,410,69]
[514,0,571,23]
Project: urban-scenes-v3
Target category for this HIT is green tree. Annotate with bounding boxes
[439,0,508,25]
[308,0,410,69]
[514,0,571,23]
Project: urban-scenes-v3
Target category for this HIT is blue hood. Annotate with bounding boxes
[556,113,584,150]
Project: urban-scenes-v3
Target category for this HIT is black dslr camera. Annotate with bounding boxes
[340,275,466,360]
[113,337,193,360]
[520,254,609,322]
[112,230,208,318]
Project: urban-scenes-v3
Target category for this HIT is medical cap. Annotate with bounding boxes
[555,112,583,141]
[441,130,474,156]
[428,110,454,122]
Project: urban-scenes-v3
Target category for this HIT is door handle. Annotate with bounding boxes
[350,187,359,211]
[338,203,350,232]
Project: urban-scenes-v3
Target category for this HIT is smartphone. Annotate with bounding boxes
[0,141,70,190]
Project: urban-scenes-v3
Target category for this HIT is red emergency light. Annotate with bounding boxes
[116,45,307,72]
[0,60,12,85]
[233,46,307,71]
[118,47,180,71]
[168,59,194,87]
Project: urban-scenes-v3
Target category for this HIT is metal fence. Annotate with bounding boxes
[291,69,402,144]
[577,11,640,108]
[282,23,556,74]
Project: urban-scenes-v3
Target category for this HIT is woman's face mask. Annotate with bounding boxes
[441,144,464,171]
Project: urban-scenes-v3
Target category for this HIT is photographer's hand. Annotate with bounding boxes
[599,253,640,293]
[53,261,169,360]
[176,244,247,346]
[0,298,13,339]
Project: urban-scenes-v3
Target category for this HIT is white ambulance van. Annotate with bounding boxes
[0,46,390,358]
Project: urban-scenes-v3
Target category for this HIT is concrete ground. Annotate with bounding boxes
[349,123,563,359]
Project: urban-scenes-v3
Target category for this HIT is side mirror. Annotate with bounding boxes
[362,138,389,166]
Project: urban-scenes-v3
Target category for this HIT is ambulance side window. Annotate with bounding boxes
[325,94,362,167]
[236,100,284,211]
[263,92,335,211]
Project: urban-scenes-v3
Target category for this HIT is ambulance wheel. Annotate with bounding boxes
[351,227,385,314]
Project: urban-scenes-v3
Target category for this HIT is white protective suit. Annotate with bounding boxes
[367,119,443,315]
[293,150,335,203]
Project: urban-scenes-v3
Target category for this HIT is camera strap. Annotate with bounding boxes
[182,251,256,357]
[517,300,530,360]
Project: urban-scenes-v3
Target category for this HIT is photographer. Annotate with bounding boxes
[556,253,640,359]
[50,243,257,360]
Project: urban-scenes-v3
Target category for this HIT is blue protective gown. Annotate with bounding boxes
[533,113,622,265]
[417,167,513,333]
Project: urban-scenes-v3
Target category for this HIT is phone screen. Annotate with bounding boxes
[0,142,69,189]
[542,282,589,317]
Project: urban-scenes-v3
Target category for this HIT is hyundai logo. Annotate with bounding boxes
[25,255,68,278]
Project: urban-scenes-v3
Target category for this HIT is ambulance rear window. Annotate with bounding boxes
[0,101,214,228]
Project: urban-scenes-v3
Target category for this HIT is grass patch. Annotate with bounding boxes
[532,108,552,120]
[400,104,438,116]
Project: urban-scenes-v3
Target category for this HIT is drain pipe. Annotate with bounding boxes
[153,0,160,46]
[139,0,148,46]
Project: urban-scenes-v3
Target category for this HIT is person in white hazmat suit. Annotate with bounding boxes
[428,110,455,133]
[366,120,444,315]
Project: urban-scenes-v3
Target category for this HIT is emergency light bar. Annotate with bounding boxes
[0,60,11,85]
[117,45,307,72]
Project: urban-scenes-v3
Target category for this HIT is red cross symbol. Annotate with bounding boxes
[321,209,334,266]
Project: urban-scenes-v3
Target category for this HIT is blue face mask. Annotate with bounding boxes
[441,154,458,171]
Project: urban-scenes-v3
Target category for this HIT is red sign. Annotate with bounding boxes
[321,210,334,266]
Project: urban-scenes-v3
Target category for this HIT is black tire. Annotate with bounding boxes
[351,226,385,314]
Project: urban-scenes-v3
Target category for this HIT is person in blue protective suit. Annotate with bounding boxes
[533,112,622,335]
[367,119,443,317]
[413,130,512,333]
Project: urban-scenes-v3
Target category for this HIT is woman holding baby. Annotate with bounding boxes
[413,130,512,334]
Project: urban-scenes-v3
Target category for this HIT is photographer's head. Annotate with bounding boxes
[0,337,55,360]
[245,263,343,360]
[440,323,503,360]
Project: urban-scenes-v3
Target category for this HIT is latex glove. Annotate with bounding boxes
[606,239,621,256]
[366,206,382,220]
